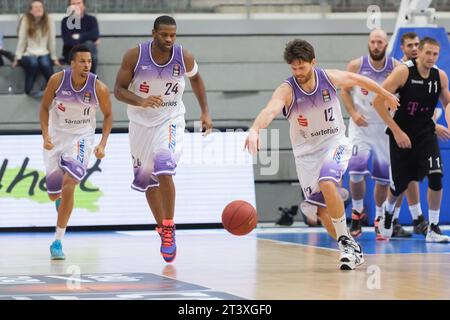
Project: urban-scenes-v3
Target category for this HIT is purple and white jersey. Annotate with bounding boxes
[127,40,186,127]
[49,69,98,135]
[352,55,395,124]
[283,68,346,157]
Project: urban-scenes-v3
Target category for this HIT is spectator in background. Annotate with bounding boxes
[61,0,99,73]
[0,32,15,66]
[12,0,60,97]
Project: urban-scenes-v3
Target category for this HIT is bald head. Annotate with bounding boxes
[368,29,388,61]
[369,29,388,43]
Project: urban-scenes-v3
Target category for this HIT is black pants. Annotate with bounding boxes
[389,132,443,196]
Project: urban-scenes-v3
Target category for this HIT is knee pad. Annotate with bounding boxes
[428,173,442,191]
[153,150,177,176]
[350,174,365,183]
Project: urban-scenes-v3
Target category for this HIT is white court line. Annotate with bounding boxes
[258,237,340,253]
[116,226,450,256]
[118,225,450,237]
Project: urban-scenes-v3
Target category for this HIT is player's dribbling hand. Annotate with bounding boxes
[94,144,106,159]
[244,128,259,155]
[394,130,412,149]
[351,111,368,127]
[384,93,400,112]
[435,124,450,141]
[43,135,54,150]
[141,95,163,108]
[200,113,213,136]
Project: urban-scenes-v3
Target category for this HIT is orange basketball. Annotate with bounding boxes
[222,200,258,236]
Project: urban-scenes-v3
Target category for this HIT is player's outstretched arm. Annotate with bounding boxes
[39,72,63,150]
[244,83,291,155]
[340,58,368,127]
[183,48,212,135]
[373,65,411,148]
[326,68,399,111]
[95,79,113,159]
[114,47,163,108]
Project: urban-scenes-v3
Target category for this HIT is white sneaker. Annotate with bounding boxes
[426,224,450,243]
[338,235,364,270]
[379,204,394,238]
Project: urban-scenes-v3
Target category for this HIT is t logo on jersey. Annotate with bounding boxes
[83,92,91,103]
[360,88,369,96]
[173,64,181,76]
[139,82,150,94]
[322,89,331,102]
[57,103,66,112]
[297,115,308,127]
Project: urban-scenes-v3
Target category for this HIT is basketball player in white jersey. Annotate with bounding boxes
[341,29,411,240]
[114,15,213,263]
[245,39,399,270]
[40,44,113,260]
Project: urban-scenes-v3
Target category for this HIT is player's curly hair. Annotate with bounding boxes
[284,39,315,64]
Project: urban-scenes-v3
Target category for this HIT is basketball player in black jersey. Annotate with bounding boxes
[373,37,450,242]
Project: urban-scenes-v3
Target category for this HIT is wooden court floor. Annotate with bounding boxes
[0,227,449,300]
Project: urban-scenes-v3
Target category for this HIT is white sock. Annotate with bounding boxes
[352,199,364,213]
[331,215,349,239]
[55,227,66,241]
[385,200,396,214]
[375,206,383,219]
[393,206,400,220]
[429,209,440,226]
[409,203,422,220]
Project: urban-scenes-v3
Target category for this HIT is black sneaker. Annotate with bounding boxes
[379,209,394,238]
[413,215,429,236]
[350,210,365,238]
[392,218,412,238]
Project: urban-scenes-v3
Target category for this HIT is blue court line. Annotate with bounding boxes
[257,229,450,255]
